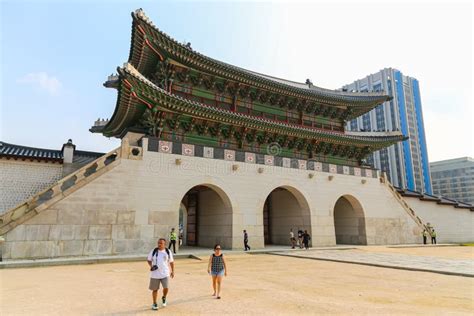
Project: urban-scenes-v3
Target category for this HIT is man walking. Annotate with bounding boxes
[302,230,311,250]
[243,230,251,251]
[169,228,177,254]
[422,229,428,245]
[147,238,175,311]
[431,229,437,244]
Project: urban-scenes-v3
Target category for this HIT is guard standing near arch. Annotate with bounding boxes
[422,229,428,244]
[430,229,437,244]
[169,228,178,254]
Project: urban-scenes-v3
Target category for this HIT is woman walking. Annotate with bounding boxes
[207,244,228,299]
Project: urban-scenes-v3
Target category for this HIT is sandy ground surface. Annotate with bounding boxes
[358,245,474,260]
[1,249,473,315]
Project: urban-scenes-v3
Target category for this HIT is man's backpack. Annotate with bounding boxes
[152,247,171,261]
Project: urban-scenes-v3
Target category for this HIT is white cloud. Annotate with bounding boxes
[18,72,62,96]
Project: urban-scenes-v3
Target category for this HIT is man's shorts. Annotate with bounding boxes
[149,277,169,290]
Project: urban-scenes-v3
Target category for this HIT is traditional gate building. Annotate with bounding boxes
[1,10,472,259]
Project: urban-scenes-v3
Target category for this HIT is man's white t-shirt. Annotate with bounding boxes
[290,231,294,238]
[147,248,174,279]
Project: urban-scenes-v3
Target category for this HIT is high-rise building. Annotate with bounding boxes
[430,157,474,204]
[343,68,432,194]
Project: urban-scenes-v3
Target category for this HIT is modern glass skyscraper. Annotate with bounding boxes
[430,157,474,204]
[343,68,432,194]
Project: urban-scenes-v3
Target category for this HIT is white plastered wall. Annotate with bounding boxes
[402,197,474,243]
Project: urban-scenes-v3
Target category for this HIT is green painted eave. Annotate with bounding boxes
[101,63,405,153]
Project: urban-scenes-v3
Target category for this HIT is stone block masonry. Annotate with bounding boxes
[1,137,473,260]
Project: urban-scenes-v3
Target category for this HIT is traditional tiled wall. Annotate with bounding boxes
[0,160,63,213]
[147,137,378,179]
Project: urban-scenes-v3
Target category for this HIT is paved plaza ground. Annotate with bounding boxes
[274,245,474,277]
[1,246,473,315]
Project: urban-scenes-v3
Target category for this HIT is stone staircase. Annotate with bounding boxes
[379,172,427,230]
[0,147,122,236]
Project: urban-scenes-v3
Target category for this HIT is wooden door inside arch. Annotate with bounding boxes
[186,192,198,246]
[263,197,271,245]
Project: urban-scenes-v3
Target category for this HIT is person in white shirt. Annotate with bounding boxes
[147,238,175,310]
[289,229,296,249]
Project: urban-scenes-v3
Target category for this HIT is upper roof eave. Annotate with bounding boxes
[103,63,405,152]
[129,9,391,109]
[95,66,148,138]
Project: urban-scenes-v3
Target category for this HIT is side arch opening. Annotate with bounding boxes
[333,195,367,245]
[179,184,233,249]
[263,186,311,246]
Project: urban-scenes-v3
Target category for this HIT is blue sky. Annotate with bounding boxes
[1,0,472,161]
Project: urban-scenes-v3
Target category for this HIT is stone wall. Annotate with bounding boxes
[2,137,473,260]
[402,197,474,243]
[0,160,63,213]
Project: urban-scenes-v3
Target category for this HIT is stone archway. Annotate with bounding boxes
[180,184,233,249]
[262,186,311,246]
[333,195,367,245]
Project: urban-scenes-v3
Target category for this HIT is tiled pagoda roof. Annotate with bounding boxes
[396,188,474,211]
[0,142,63,162]
[95,63,406,151]
[0,141,103,164]
[129,9,391,112]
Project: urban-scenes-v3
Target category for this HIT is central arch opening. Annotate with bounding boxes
[179,185,233,249]
[263,187,311,246]
[333,195,367,245]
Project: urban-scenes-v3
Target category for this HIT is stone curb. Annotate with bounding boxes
[268,252,474,278]
[0,246,355,268]
[0,253,198,269]
[387,244,460,249]
[247,247,357,256]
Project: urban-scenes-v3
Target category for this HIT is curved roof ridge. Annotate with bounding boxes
[132,9,389,100]
[0,141,62,154]
[0,141,104,159]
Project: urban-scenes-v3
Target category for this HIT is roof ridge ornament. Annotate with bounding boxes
[134,8,158,30]
[135,8,147,20]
